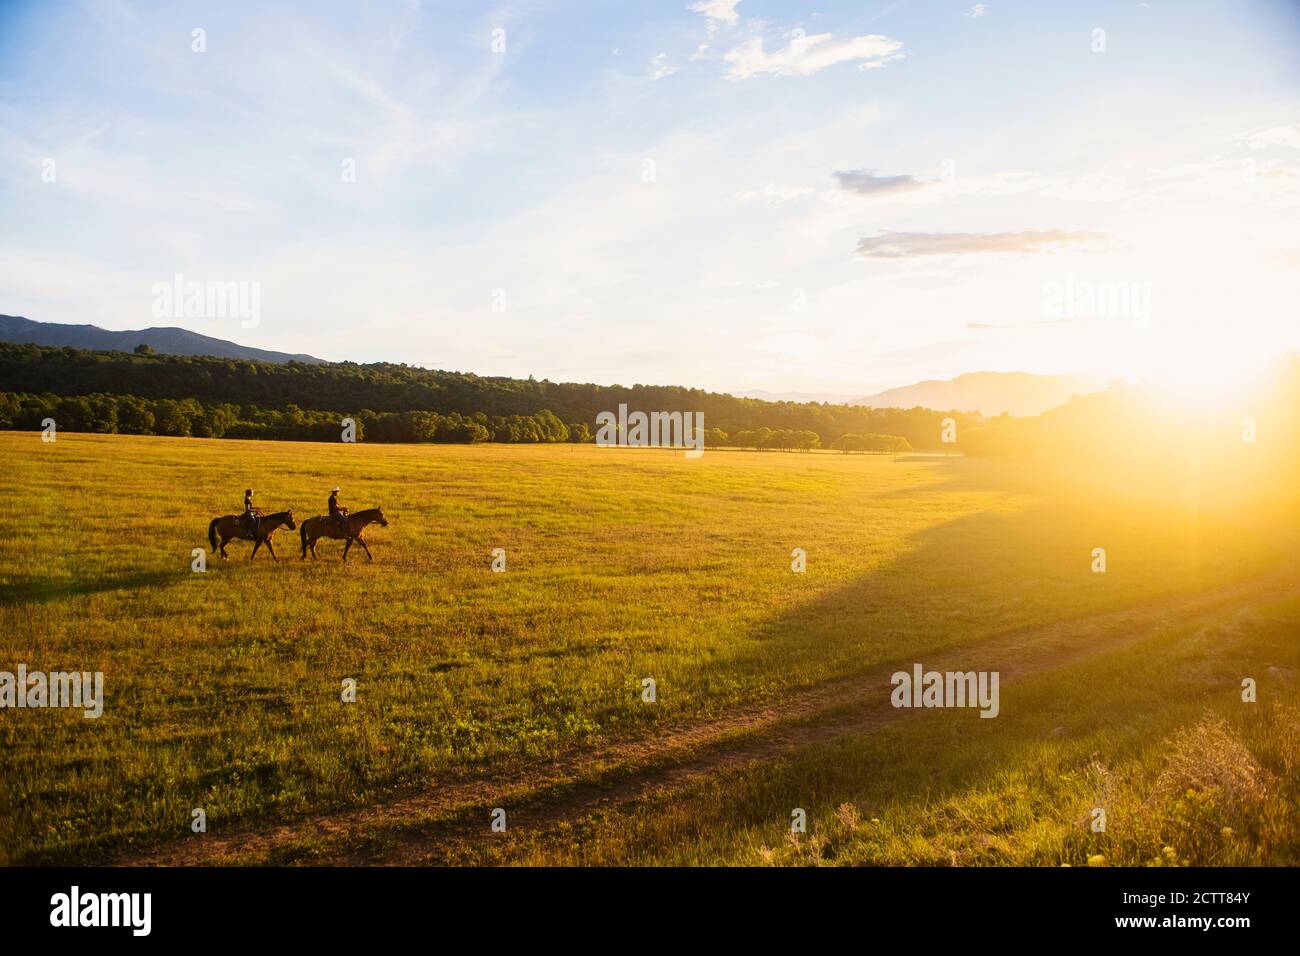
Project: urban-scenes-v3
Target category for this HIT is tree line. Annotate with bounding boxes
[0,391,594,444]
[0,342,976,449]
[830,433,914,454]
[0,390,929,453]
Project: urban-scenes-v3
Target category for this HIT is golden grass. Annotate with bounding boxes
[0,431,1290,864]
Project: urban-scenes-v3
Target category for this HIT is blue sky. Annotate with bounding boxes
[2,0,1298,395]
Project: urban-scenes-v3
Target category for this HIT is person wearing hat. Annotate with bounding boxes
[328,486,349,534]
[243,488,259,537]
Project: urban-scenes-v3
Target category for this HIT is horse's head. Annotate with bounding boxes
[282,509,297,530]
[375,506,388,527]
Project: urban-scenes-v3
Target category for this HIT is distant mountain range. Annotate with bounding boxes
[848,371,1104,417]
[0,315,323,364]
[737,372,1102,416]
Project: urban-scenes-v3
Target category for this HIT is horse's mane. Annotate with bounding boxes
[351,507,382,519]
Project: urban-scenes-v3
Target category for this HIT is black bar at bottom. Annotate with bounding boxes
[0,865,1282,942]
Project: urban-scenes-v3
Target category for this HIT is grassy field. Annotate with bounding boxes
[0,431,1295,865]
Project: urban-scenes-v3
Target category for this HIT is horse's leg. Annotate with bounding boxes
[342,537,352,562]
[250,539,262,561]
[265,537,277,561]
[358,535,373,561]
[219,534,229,560]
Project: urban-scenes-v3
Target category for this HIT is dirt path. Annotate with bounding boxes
[123,569,1297,866]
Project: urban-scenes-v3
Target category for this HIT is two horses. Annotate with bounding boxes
[207,507,387,562]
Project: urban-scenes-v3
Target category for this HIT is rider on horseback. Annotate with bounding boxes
[328,486,349,535]
[243,489,259,537]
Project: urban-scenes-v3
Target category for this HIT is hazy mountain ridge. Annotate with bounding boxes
[0,315,324,365]
[850,371,1103,417]
[732,389,859,404]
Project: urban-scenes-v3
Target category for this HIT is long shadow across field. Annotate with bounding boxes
[430,480,1290,865]
[724,453,1259,661]
[0,569,180,608]
[465,451,1282,832]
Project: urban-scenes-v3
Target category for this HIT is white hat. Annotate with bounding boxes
[331,487,340,493]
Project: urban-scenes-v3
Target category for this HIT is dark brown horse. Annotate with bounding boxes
[207,510,296,561]
[299,507,388,561]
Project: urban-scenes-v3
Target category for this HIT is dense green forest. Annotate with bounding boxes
[0,343,976,447]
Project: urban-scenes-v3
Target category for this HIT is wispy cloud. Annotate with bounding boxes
[735,182,816,204]
[649,52,678,81]
[1239,123,1300,149]
[689,0,742,33]
[724,32,904,79]
[965,4,987,18]
[855,230,1106,259]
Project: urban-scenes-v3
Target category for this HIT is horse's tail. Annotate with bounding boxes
[300,520,309,557]
[208,517,220,553]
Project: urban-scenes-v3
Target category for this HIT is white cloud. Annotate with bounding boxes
[951,169,1135,203]
[724,32,904,79]
[965,4,987,18]
[1146,157,1300,205]
[830,166,1137,205]
[649,53,678,81]
[735,182,816,204]
[855,230,1106,259]
[1239,124,1300,150]
[689,0,742,33]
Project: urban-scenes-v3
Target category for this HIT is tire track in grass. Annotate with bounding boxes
[122,567,1298,865]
